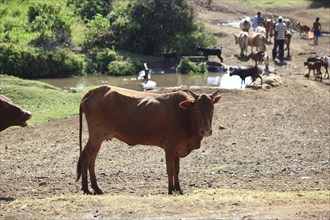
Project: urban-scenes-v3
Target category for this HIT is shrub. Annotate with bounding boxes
[107,60,137,76]
[83,14,114,50]
[0,43,86,78]
[176,58,197,74]
[86,48,117,74]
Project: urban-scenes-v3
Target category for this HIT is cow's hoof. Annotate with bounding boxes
[94,189,104,195]
[83,190,93,195]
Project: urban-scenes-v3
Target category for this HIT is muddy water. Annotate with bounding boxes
[39,69,252,91]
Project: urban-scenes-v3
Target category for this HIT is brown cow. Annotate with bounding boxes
[0,95,32,132]
[76,86,223,195]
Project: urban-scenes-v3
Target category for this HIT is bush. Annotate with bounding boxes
[107,60,137,76]
[83,14,114,50]
[86,48,117,74]
[0,43,86,78]
[176,58,207,74]
[176,58,197,74]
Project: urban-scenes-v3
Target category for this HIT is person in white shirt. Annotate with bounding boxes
[252,12,264,32]
[272,16,287,63]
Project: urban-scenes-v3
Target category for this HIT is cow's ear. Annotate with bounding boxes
[179,100,194,109]
[213,94,223,104]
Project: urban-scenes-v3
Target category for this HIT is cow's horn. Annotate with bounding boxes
[184,90,198,99]
[210,89,220,98]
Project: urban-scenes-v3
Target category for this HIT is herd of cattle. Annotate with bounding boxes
[1,13,329,196]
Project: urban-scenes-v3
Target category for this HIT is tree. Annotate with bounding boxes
[109,0,215,55]
[28,3,72,48]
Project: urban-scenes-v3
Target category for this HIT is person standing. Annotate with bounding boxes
[252,12,264,32]
[272,16,287,63]
[312,17,321,45]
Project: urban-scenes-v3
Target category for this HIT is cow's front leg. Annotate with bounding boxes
[165,150,175,195]
[174,155,183,195]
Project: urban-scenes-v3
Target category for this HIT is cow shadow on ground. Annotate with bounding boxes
[234,54,249,62]
[0,197,16,203]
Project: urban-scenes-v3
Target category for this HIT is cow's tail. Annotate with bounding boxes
[76,102,83,182]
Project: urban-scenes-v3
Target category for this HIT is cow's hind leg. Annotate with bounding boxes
[79,140,94,194]
[89,142,103,194]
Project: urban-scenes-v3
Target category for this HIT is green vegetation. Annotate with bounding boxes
[176,58,207,74]
[0,74,91,126]
[0,0,216,78]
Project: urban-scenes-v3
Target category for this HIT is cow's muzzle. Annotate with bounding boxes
[200,128,212,137]
[20,111,32,127]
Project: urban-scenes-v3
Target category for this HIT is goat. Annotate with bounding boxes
[307,56,329,79]
[229,65,263,88]
[304,61,322,81]
[297,22,310,37]
[247,51,269,70]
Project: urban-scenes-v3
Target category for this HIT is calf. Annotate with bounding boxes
[247,51,269,70]
[307,56,329,79]
[297,22,310,37]
[304,61,322,81]
[197,47,223,62]
[0,95,32,131]
[229,65,263,88]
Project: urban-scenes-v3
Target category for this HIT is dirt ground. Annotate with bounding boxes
[1,1,329,219]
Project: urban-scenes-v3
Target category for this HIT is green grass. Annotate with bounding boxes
[0,74,92,126]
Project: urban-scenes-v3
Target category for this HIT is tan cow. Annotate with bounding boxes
[239,17,251,32]
[264,18,274,43]
[248,32,266,53]
[234,31,249,57]
[76,86,223,195]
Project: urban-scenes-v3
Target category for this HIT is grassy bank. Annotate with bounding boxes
[0,74,91,126]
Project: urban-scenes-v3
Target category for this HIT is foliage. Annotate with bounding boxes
[86,48,117,74]
[109,0,216,55]
[176,58,196,74]
[0,43,86,78]
[67,0,113,21]
[176,58,207,75]
[107,60,138,76]
[28,3,72,48]
[0,0,217,77]
[83,14,114,50]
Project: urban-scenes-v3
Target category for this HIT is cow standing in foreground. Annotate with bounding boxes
[0,95,32,132]
[76,86,223,195]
